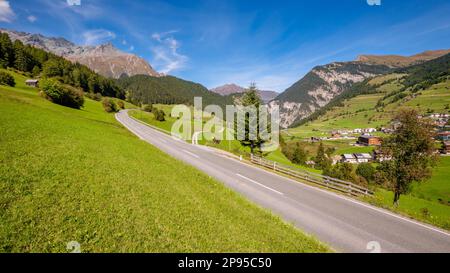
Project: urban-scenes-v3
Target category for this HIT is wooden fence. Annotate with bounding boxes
[250,154,374,196]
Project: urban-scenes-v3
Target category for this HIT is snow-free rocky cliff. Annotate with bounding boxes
[269,62,391,128]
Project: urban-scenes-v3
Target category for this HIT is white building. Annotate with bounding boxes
[354,153,372,163]
[341,154,358,164]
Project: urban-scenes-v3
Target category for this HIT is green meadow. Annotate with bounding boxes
[0,70,330,253]
[288,78,450,139]
[115,76,450,232]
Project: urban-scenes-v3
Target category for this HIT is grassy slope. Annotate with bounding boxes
[288,77,450,139]
[0,71,329,253]
[129,108,252,156]
[286,74,450,230]
[129,108,321,171]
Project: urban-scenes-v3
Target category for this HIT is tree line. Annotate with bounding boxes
[0,32,124,99]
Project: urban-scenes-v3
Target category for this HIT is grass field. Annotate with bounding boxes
[0,71,330,253]
[362,156,450,230]
[287,77,450,139]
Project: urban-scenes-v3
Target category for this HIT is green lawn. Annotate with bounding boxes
[0,71,330,253]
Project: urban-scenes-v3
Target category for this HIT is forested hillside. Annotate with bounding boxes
[116,74,235,107]
[293,53,450,127]
[0,32,123,98]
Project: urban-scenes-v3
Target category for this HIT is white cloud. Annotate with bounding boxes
[66,0,81,6]
[128,45,135,51]
[0,0,15,23]
[82,29,116,45]
[27,15,37,23]
[151,31,188,74]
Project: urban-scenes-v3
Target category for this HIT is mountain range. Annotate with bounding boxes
[210,83,278,103]
[356,49,450,68]
[3,29,448,129]
[270,49,450,128]
[1,29,160,79]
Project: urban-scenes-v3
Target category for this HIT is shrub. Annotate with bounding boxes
[85,92,102,101]
[153,108,166,121]
[117,100,125,109]
[356,163,376,183]
[102,98,118,113]
[0,71,15,87]
[40,78,84,109]
[143,104,153,113]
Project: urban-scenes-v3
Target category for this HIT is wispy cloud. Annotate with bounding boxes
[151,31,188,74]
[27,15,37,23]
[0,0,15,23]
[82,29,116,45]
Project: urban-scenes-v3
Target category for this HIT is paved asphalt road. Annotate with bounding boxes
[116,110,450,253]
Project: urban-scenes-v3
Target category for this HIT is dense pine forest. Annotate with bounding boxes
[0,32,123,99]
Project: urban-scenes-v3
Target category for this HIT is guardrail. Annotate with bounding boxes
[250,154,374,196]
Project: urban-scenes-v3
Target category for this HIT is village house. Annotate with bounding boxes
[354,153,373,163]
[331,131,341,138]
[444,141,450,154]
[341,154,358,164]
[358,135,382,146]
[373,149,392,162]
[437,131,450,141]
[25,79,39,87]
[429,113,450,119]
[363,128,377,134]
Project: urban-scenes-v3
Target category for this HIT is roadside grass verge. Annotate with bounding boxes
[0,73,330,253]
[364,189,450,230]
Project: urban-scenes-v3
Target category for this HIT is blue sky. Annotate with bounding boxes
[1,0,450,92]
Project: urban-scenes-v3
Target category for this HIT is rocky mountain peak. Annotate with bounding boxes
[1,28,161,79]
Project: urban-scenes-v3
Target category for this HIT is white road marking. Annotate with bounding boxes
[182,149,200,159]
[236,173,284,195]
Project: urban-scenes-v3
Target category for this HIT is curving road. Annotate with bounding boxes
[116,110,450,253]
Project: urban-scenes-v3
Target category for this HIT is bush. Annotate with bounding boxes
[40,78,84,109]
[324,163,358,184]
[143,104,153,113]
[102,98,118,113]
[0,71,15,87]
[85,92,102,101]
[153,108,166,121]
[117,100,125,109]
[356,163,376,183]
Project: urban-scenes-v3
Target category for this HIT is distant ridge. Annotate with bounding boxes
[356,49,450,68]
[1,29,161,79]
[211,83,278,103]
